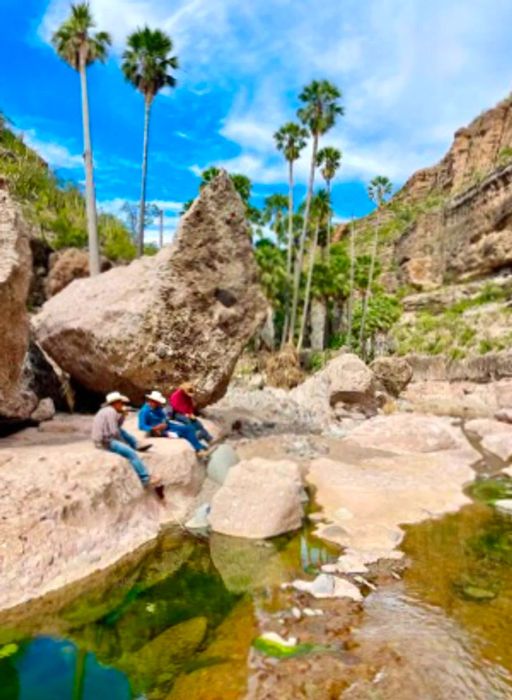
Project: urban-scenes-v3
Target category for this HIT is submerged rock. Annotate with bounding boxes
[209,458,303,538]
[34,172,267,406]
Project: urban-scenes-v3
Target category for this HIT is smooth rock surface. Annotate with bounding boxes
[209,458,303,539]
[308,414,477,563]
[292,574,363,601]
[0,414,202,611]
[34,172,267,406]
[481,433,512,462]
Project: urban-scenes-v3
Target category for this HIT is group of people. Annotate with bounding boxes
[91,383,213,488]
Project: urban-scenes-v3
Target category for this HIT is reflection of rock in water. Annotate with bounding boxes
[352,589,512,700]
[209,533,295,594]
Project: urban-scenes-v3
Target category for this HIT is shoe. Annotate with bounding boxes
[137,443,152,452]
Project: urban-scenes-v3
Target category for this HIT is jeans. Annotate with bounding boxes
[165,421,208,451]
[173,412,213,443]
[108,429,150,485]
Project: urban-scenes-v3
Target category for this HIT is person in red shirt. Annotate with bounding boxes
[169,382,213,444]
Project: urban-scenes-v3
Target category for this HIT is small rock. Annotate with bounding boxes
[495,499,512,514]
[184,503,211,530]
[207,444,240,485]
[481,433,512,462]
[31,397,56,423]
[291,607,302,620]
[260,632,298,647]
[292,574,363,601]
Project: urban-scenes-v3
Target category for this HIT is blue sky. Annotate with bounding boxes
[2,0,512,243]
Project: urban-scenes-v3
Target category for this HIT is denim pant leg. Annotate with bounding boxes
[119,428,138,449]
[167,421,206,451]
[173,413,212,442]
[108,439,150,484]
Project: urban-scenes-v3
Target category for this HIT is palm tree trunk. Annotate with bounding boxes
[326,178,332,262]
[288,134,318,345]
[159,208,164,248]
[359,219,379,358]
[79,53,100,276]
[280,159,295,348]
[346,217,356,349]
[137,96,152,257]
[297,219,320,351]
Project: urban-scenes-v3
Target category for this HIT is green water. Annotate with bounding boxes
[0,526,338,700]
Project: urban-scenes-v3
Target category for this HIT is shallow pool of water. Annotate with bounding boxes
[0,525,338,699]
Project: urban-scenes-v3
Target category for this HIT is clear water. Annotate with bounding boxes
[0,526,338,699]
[5,477,512,699]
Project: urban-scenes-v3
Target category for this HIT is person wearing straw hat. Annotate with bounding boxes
[169,382,213,445]
[138,390,209,453]
[92,391,159,487]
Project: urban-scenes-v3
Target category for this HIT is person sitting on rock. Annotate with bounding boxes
[92,391,158,487]
[138,390,209,453]
[169,382,213,445]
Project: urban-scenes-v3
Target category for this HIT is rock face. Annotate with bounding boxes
[34,173,267,406]
[0,188,37,420]
[209,458,303,538]
[0,413,203,611]
[45,247,112,298]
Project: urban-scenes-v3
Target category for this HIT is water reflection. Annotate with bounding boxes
[0,525,338,699]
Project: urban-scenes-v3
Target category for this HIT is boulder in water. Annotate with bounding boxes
[209,458,303,538]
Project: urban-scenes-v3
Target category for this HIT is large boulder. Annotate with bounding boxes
[209,458,303,538]
[45,247,112,298]
[34,173,267,405]
[0,414,202,611]
[291,353,376,421]
[0,188,37,420]
[370,356,413,396]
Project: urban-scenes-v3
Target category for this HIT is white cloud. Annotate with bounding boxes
[16,128,83,170]
[40,0,512,191]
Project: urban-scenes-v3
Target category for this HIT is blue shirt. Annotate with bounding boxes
[138,403,167,432]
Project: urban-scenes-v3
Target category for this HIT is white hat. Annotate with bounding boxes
[145,390,166,405]
[106,391,129,405]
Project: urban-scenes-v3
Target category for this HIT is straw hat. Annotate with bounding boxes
[145,390,166,405]
[180,381,195,394]
[106,391,129,405]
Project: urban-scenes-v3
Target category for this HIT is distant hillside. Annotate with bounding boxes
[339,94,512,361]
[0,113,136,261]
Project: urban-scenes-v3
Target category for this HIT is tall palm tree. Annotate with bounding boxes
[289,80,344,344]
[346,216,356,349]
[316,146,342,260]
[274,122,308,345]
[358,175,393,356]
[52,2,111,276]
[297,189,331,350]
[122,28,178,257]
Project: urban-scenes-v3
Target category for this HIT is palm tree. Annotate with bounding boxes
[52,2,111,276]
[122,28,178,257]
[316,146,342,260]
[263,193,288,244]
[274,122,308,345]
[297,189,331,350]
[289,80,344,344]
[358,175,393,356]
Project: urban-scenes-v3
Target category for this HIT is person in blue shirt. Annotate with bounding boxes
[139,390,208,453]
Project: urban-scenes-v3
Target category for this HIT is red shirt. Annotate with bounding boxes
[170,389,195,415]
